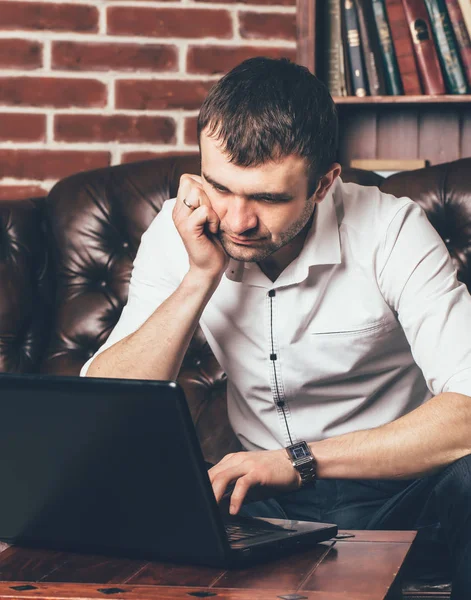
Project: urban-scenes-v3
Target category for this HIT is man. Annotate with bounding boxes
[81,57,471,597]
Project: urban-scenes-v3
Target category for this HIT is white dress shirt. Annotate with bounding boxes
[81,178,471,451]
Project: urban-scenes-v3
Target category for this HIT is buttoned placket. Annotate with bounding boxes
[265,287,297,447]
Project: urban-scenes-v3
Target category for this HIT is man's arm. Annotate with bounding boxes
[86,174,228,380]
[86,271,219,380]
[209,391,471,515]
[311,391,471,480]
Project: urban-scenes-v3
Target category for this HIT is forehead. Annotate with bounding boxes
[200,130,308,195]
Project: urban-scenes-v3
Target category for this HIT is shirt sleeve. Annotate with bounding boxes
[80,199,186,376]
[377,200,471,397]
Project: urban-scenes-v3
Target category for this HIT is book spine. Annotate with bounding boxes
[424,0,469,93]
[401,0,446,94]
[338,14,348,96]
[343,0,369,96]
[355,0,387,94]
[341,0,354,94]
[457,0,471,39]
[385,0,423,94]
[372,0,403,94]
[445,0,471,87]
[326,0,343,96]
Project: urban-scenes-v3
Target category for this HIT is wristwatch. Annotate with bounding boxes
[285,441,317,487]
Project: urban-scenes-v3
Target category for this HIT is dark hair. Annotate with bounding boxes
[197,57,338,196]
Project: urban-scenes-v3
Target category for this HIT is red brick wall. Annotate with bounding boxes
[0,0,296,200]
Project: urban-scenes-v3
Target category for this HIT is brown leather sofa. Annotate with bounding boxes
[2,155,469,598]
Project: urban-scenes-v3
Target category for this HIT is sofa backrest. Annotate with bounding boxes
[1,156,471,461]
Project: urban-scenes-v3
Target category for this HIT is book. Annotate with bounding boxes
[402,0,446,94]
[445,0,471,87]
[457,0,471,38]
[338,9,348,96]
[372,0,403,94]
[354,0,387,95]
[424,0,469,93]
[350,158,428,169]
[385,0,423,94]
[341,0,354,94]
[325,0,347,96]
[343,0,369,96]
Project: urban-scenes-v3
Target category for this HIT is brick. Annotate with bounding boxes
[239,12,296,41]
[0,2,98,32]
[0,113,45,142]
[0,150,110,180]
[184,116,198,146]
[116,80,213,110]
[52,42,178,73]
[0,39,42,70]
[0,186,48,201]
[194,0,295,5]
[0,77,107,108]
[107,7,232,39]
[121,151,198,164]
[187,46,296,75]
[55,115,176,144]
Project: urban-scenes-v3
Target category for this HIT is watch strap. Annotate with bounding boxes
[296,456,317,486]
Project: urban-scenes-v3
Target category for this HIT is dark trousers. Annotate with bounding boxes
[239,453,471,600]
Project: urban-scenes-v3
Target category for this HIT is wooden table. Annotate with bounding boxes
[0,531,416,600]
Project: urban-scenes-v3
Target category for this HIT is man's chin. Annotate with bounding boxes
[221,238,273,263]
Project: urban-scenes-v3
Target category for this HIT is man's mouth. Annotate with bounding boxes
[225,234,263,245]
[227,236,261,245]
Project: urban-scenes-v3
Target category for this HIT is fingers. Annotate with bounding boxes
[210,463,253,513]
[174,174,220,234]
[175,182,203,217]
[209,453,264,515]
[176,174,205,212]
[208,449,301,515]
[209,454,243,498]
[230,473,258,515]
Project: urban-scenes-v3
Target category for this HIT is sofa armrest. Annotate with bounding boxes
[0,197,52,373]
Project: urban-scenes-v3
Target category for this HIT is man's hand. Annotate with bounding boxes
[208,449,302,514]
[173,174,229,282]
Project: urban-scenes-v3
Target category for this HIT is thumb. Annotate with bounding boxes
[206,205,220,235]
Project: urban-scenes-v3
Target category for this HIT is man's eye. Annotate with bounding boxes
[213,185,227,193]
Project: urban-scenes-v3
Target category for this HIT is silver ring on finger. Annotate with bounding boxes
[183,197,196,210]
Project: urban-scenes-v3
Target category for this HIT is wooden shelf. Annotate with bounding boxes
[333,95,471,105]
[296,0,471,165]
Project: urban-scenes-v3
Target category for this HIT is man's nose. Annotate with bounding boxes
[226,197,258,235]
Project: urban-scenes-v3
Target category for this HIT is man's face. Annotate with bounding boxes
[200,129,317,263]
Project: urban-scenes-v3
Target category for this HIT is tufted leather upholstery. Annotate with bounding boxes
[0,156,469,596]
[1,157,471,466]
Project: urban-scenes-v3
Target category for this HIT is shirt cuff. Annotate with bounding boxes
[442,367,471,397]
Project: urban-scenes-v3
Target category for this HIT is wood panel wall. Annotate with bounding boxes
[337,105,471,166]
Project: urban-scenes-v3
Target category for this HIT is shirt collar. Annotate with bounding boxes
[296,177,341,268]
[224,177,342,284]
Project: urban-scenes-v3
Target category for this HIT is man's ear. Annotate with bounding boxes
[314,163,342,202]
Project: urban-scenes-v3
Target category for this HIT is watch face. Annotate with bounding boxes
[291,442,310,460]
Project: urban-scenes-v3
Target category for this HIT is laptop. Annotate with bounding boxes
[0,373,337,567]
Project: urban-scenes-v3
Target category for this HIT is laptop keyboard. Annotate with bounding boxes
[224,516,296,543]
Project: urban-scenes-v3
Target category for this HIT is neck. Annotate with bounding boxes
[258,210,315,282]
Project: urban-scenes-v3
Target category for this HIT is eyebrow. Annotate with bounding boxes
[202,172,294,202]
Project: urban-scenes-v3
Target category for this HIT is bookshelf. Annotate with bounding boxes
[297,0,471,167]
